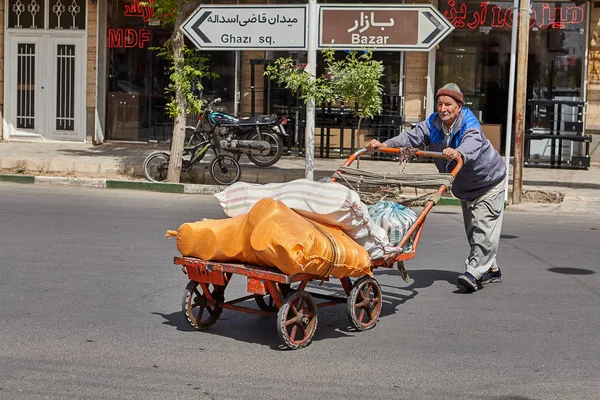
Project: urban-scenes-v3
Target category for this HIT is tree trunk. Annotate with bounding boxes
[166,1,188,183]
[356,116,363,168]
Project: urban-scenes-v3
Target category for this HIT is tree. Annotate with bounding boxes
[144,0,215,183]
[265,49,384,149]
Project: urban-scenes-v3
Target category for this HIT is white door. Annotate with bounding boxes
[47,35,85,140]
[4,34,86,141]
[4,34,44,139]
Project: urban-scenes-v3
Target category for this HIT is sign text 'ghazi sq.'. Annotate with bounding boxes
[181,6,307,50]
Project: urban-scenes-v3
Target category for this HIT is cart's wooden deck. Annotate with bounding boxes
[174,256,324,285]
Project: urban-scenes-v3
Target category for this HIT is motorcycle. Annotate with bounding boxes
[186,98,288,167]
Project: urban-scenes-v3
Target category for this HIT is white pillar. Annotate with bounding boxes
[305,0,318,180]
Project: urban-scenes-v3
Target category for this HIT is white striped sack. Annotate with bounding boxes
[214,179,390,259]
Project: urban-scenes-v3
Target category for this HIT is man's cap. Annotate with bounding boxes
[436,83,464,106]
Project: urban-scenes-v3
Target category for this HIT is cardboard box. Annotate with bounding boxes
[481,123,502,152]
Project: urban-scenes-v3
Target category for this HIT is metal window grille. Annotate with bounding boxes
[8,0,45,29]
[49,0,86,30]
[55,44,76,131]
[17,44,36,129]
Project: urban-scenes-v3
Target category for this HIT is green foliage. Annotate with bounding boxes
[140,0,182,25]
[265,49,384,122]
[152,41,218,118]
[324,49,384,121]
[264,57,337,106]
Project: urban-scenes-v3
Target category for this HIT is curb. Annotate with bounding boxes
[0,174,228,196]
[0,172,464,206]
[522,180,600,190]
[106,180,185,193]
[437,197,461,206]
[0,174,35,184]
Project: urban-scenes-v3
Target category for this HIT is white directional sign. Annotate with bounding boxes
[181,5,307,51]
[319,5,454,51]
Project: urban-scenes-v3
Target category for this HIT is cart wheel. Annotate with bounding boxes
[254,283,292,312]
[182,280,224,331]
[346,276,382,331]
[276,290,318,350]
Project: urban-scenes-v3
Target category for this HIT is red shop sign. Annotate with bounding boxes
[108,0,155,49]
[443,0,584,30]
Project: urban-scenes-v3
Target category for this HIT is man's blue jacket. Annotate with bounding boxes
[384,108,506,201]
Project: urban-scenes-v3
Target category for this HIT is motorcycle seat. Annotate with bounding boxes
[238,114,279,126]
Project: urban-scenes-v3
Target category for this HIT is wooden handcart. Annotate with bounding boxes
[174,149,463,349]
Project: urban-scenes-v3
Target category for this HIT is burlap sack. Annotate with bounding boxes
[166,198,372,278]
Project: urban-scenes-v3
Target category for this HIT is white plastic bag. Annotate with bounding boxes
[369,201,418,247]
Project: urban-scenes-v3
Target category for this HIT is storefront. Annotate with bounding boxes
[436,0,588,154]
[100,0,589,151]
[105,0,236,141]
[3,0,89,141]
[1,0,591,158]
[102,0,408,144]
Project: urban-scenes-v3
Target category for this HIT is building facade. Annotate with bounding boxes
[1,0,598,163]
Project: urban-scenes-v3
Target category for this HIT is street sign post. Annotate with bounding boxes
[181,5,307,51]
[319,5,454,51]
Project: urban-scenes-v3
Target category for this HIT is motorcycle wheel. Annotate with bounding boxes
[247,130,283,167]
[143,151,170,183]
[210,155,241,185]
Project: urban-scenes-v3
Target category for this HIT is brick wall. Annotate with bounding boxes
[403,52,428,125]
[587,6,600,131]
[238,0,269,115]
[86,2,98,142]
[240,51,266,116]
[401,0,432,125]
[87,2,97,109]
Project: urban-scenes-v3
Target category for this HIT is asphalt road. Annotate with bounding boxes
[0,183,599,400]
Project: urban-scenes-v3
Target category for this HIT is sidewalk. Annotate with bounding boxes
[1,140,599,214]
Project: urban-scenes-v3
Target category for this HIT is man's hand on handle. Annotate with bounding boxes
[442,148,462,161]
[366,139,388,152]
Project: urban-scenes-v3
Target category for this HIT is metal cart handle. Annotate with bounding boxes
[335,147,464,262]
[340,147,463,180]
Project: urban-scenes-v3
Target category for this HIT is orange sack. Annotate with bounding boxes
[166,198,372,279]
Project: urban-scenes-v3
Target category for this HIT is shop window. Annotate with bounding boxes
[437,0,586,147]
[106,0,235,141]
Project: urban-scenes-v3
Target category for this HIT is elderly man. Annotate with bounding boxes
[366,83,506,292]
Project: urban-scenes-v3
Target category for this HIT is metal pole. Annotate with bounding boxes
[305,0,317,180]
[426,48,436,116]
[503,0,519,203]
[234,50,240,116]
[513,0,530,204]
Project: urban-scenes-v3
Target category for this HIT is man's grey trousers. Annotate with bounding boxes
[460,185,505,279]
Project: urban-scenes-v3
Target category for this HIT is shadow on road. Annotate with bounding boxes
[375,268,464,315]
[547,267,595,275]
[154,269,466,350]
[152,311,196,332]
